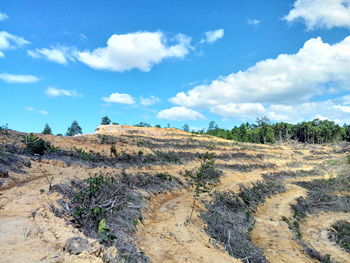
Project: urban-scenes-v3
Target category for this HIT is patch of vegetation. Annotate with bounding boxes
[53,172,182,262]
[0,123,9,134]
[262,169,322,180]
[329,220,350,253]
[184,152,222,222]
[201,179,285,263]
[219,162,276,172]
[21,133,51,155]
[97,134,117,145]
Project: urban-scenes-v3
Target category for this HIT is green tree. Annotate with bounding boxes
[135,122,151,127]
[257,117,275,144]
[183,124,190,132]
[101,116,111,125]
[208,121,218,131]
[155,124,161,128]
[66,121,82,136]
[42,123,52,135]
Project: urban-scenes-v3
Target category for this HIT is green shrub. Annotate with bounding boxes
[330,220,350,252]
[22,133,51,155]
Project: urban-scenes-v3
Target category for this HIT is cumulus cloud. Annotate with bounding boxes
[0,73,39,83]
[0,12,9,21]
[77,31,192,72]
[0,31,29,57]
[25,107,48,115]
[102,92,135,104]
[28,46,76,65]
[201,29,224,44]
[157,106,204,121]
[284,0,350,30]
[45,87,78,97]
[171,36,350,109]
[140,95,161,106]
[210,103,266,118]
[266,101,350,124]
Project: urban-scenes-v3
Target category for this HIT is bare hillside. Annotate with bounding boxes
[0,125,349,263]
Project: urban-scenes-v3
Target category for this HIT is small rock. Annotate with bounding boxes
[64,237,91,255]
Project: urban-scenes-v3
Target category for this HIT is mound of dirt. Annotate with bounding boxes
[95,124,189,137]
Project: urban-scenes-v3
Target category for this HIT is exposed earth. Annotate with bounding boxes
[0,125,349,263]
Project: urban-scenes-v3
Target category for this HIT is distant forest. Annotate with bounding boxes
[2,116,349,145]
[195,117,350,144]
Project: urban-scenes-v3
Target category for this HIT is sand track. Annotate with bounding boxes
[138,191,240,263]
[301,212,350,263]
[251,183,316,263]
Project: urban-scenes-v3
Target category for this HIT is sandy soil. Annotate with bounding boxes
[0,126,348,263]
[251,183,316,263]
[301,212,350,263]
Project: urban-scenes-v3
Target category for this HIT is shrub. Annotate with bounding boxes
[185,152,222,222]
[22,133,51,155]
[98,134,117,145]
[329,220,350,253]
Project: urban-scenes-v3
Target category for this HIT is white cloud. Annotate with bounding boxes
[45,87,78,97]
[0,73,39,83]
[248,19,260,25]
[77,31,192,72]
[140,95,160,106]
[28,46,76,65]
[0,12,9,21]
[157,106,204,121]
[25,107,48,115]
[201,29,224,44]
[342,94,350,104]
[210,103,266,118]
[284,0,350,30]
[171,36,350,109]
[102,92,135,104]
[266,101,350,124]
[334,104,350,113]
[0,31,29,57]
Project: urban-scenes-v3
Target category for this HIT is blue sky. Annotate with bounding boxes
[1,0,350,134]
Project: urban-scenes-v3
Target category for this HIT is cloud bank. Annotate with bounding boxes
[285,0,350,30]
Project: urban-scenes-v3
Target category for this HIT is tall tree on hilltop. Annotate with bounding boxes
[183,124,190,132]
[101,116,111,125]
[66,121,82,136]
[42,123,52,135]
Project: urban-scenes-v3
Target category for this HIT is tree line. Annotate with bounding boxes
[37,115,350,144]
[200,117,350,144]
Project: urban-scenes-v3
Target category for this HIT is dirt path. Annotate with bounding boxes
[301,212,350,263]
[138,191,240,263]
[250,173,341,263]
[251,183,317,263]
